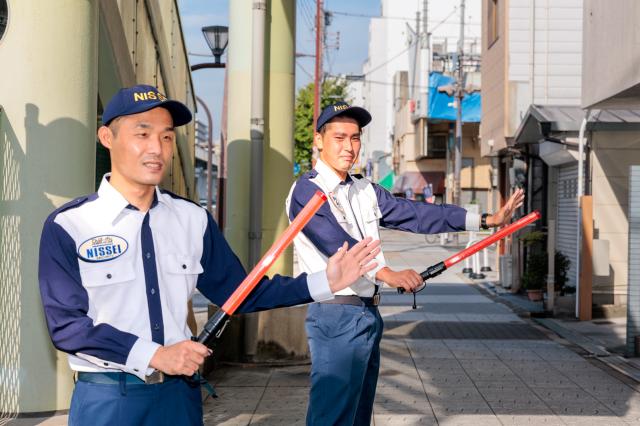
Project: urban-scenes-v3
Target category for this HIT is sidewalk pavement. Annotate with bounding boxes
[202,230,640,425]
[11,229,640,425]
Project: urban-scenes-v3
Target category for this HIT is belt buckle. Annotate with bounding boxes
[145,370,165,384]
[372,293,381,306]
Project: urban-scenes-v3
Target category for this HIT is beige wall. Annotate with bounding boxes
[591,131,640,305]
[480,0,508,157]
[114,0,196,199]
[582,0,640,109]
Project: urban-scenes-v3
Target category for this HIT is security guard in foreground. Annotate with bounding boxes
[38,85,380,426]
[286,102,525,425]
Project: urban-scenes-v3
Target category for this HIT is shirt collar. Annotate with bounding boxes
[97,174,167,222]
[315,159,352,191]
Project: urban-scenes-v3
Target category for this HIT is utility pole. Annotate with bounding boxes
[453,0,465,208]
[313,0,324,131]
[420,0,430,154]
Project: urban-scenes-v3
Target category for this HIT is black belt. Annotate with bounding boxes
[321,294,380,307]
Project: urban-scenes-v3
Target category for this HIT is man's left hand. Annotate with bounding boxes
[486,188,525,227]
[326,237,381,293]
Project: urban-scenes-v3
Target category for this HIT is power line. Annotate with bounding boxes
[363,40,415,76]
[327,74,432,89]
[326,8,480,27]
[299,0,315,32]
[296,61,314,80]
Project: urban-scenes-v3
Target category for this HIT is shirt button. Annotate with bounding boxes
[153,323,160,330]
[150,288,156,295]
[106,273,112,279]
[146,252,151,259]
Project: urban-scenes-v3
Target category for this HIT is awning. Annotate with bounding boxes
[378,171,395,191]
[391,171,445,196]
[513,104,640,145]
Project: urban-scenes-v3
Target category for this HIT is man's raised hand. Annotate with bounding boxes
[326,237,380,293]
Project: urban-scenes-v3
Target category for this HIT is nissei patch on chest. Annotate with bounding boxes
[77,235,128,262]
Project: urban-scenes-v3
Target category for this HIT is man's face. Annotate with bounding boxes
[99,107,175,188]
[316,116,361,176]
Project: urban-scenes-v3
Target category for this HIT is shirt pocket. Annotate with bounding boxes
[161,254,204,296]
[79,260,137,321]
[362,205,382,225]
[80,260,136,288]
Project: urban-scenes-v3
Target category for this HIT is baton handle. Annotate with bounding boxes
[197,310,231,346]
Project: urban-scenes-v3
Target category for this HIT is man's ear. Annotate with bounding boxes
[314,132,323,152]
[97,126,113,150]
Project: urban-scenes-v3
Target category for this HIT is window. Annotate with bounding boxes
[487,0,498,47]
[427,134,447,159]
[0,0,7,42]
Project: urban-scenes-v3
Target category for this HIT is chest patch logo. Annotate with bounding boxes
[78,235,128,262]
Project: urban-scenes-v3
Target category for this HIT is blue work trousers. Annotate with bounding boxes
[305,302,384,426]
[69,375,202,426]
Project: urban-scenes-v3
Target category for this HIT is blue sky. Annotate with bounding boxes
[177,0,377,136]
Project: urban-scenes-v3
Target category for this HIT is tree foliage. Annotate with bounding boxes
[294,77,351,176]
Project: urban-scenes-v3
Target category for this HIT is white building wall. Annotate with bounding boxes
[361,0,481,166]
[507,0,583,134]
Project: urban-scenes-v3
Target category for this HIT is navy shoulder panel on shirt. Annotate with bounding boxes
[159,189,202,208]
[45,193,98,224]
[288,171,324,221]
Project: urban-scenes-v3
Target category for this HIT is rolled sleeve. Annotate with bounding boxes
[126,338,162,380]
[465,212,481,232]
[307,270,333,301]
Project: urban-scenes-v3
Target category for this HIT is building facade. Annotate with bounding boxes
[480,0,584,295]
[0,0,196,413]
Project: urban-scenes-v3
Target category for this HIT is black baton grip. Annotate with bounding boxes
[198,310,231,347]
[397,261,447,294]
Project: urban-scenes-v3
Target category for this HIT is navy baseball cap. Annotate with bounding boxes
[316,101,372,131]
[102,84,192,127]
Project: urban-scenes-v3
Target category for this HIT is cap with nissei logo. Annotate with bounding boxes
[316,101,372,131]
[102,84,193,127]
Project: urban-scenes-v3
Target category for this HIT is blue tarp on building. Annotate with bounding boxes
[428,72,481,123]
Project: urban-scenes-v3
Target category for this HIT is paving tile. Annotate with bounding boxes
[248,414,306,425]
[559,414,628,425]
[213,368,272,387]
[372,414,438,425]
[435,413,502,426]
[203,412,252,426]
[496,414,565,426]
[266,366,310,387]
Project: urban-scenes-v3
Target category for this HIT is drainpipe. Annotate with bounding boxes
[575,110,589,318]
[246,0,267,358]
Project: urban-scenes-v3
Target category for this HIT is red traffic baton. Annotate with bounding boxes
[197,191,327,347]
[399,211,542,296]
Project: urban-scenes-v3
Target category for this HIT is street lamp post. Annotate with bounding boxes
[195,96,214,215]
[190,25,228,229]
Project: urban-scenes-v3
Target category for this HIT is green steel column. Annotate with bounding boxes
[0,1,98,412]
[225,0,252,266]
[256,0,309,357]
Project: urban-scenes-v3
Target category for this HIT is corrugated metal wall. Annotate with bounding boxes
[556,162,579,288]
[625,165,640,356]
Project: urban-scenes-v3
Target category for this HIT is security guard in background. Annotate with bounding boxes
[38,86,380,426]
[286,102,525,425]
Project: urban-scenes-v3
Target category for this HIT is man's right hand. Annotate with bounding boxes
[376,267,423,292]
[149,340,211,376]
